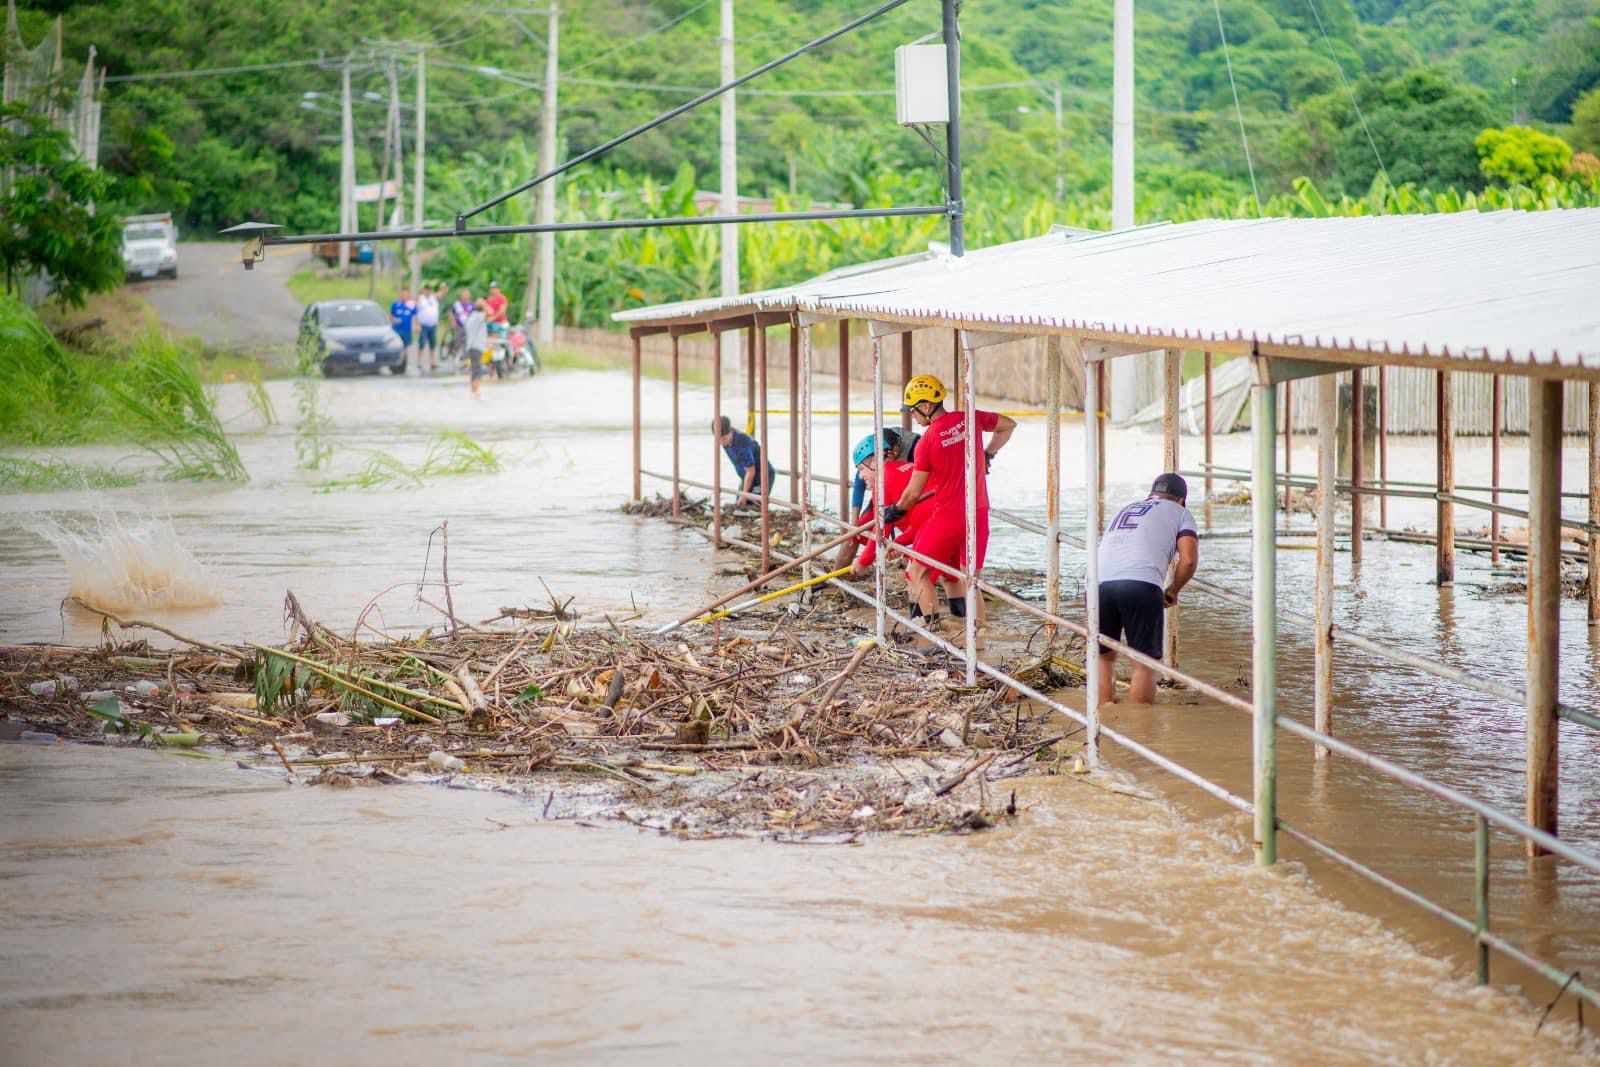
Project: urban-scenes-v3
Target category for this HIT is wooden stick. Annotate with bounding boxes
[655,520,873,634]
[248,643,449,723]
[935,752,997,796]
[65,598,239,658]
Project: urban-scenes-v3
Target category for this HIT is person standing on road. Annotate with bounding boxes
[415,286,440,375]
[449,288,474,366]
[885,374,1015,638]
[464,299,490,399]
[389,287,417,374]
[1095,472,1199,704]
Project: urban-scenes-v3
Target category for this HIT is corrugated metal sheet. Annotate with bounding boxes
[1282,369,1592,435]
[615,211,1600,375]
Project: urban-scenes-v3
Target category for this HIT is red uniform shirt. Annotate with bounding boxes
[914,408,1000,517]
[855,460,931,568]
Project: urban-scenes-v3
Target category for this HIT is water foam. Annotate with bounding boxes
[29,512,220,613]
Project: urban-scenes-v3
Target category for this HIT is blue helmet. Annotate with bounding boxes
[851,428,903,468]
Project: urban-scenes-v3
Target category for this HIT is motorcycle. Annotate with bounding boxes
[487,323,541,378]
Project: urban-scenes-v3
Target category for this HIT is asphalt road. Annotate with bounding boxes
[130,241,307,364]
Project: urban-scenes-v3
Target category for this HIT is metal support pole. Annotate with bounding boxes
[872,335,886,641]
[941,0,964,256]
[1046,336,1062,633]
[1378,367,1389,528]
[1252,379,1279,866]
[1163,348,1181,666]
[900,332,913,438]
[800,319,814,580]
[671,334,681,516]
[788,325,799,504]
[746,328,756,431]
[712,330,723,547]
[961,332,978,685]
[1083,351,1102,766]
[1526,379,1562,854]
[631,332,642,502]
[951,329,962,411]
[1283,380,1293,513]
[1491,375,1503,565]
[838,320,850,523]
[1096,361,1108,503]
[1350,368,1364,566]
[758,323,770,576]
[1437,370,1455,586]
[1590,382,1599,623]
[1314,372,1337,759]
[1474,813,1490,985]
[1203,352,1214,528]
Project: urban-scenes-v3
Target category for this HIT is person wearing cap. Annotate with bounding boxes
[835,431,933,578]
[484,281,509,335]
[1095,473,1200,704]
[883,374,1016,636]
[848,426,919,523]
[713,415,775,506]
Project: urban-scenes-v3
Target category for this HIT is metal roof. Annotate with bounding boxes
[614,211,1600,374]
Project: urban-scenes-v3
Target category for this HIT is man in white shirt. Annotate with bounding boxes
[1096,472,1199,703]
[415,286,441,375]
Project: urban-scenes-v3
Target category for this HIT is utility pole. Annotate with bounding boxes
[719,0,738,296]
[1111,0,1152,422]
[368,61,397,300]
[409,47,425,295]
[537,3,558,347]
[339,58,354,274]
[942,0,963,256]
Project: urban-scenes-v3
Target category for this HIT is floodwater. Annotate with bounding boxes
[3,364,1599,1060]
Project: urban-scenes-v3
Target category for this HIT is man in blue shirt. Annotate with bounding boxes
[389,288,417,371]
[713,415,775,506]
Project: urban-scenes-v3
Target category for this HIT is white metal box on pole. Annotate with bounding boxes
[895,44,949,125]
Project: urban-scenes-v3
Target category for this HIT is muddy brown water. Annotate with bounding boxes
[2,367,1598,1060]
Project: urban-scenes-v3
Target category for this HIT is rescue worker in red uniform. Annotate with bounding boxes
[841,432,933,575]
[884,375,1016,638]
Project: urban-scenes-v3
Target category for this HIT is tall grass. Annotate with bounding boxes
[0,294,247,482]
[0,456,139,492]
[317,430,500,490]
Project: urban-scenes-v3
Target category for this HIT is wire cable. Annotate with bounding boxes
[1212,0,1261,214]
[103,57,332,82]
[564,0,717,75]
[1302,0,1390,188]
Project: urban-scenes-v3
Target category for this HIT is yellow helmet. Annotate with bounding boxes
[902,374,947,409]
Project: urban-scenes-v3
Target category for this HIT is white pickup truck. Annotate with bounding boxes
[122,212,179,280]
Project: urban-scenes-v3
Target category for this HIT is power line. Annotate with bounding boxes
[1212,0,1261,213]
[1303,0,1390,188]
[103,57,336,82]
[565,0,717,75]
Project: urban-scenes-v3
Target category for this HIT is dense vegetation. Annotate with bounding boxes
[11,0,1600,324]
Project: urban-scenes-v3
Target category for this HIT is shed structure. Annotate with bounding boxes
[617,209,1600,1008]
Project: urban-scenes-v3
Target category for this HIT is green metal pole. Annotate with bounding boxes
[1475,814,1490,984]
[1252,380,1278,866]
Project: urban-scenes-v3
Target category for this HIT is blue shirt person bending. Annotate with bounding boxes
[713,415,776,506]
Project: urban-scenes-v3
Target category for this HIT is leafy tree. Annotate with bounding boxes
[1571,86,1600,155]
[0,103,123,306]
[1475,125,1573,185]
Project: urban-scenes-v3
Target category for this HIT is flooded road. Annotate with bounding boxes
[2,743,1592,1065]
[3,363,1599,1058]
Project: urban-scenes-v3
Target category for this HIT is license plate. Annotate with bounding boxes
[140,269,156,278]
[358,352,375,364]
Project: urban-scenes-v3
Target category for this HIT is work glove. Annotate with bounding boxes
[880,503,906,524]
[984,451,995,473]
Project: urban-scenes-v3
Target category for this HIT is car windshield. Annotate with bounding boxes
[322,303,388,328]
[124,225,167,242]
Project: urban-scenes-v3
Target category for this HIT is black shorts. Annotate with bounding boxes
[1098,580,1164,660]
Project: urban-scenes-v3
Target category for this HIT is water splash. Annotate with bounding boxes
[28,512,219,613]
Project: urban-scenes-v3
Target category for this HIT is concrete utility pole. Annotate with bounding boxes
[409,47,425,295]
[538,2,558,347]
[719,0,738,297]
[339,59,354,274]
[368,61,397,300]
[942,0,963,256]
[1109,0,1152,422]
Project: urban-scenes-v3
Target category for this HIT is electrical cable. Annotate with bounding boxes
[1212,0,1262,214]
[564,0,717,75]
[1302,0,1390,189]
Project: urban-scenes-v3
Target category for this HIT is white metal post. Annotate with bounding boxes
[800,321,813,580]
[1045,336,1062,630]
[719,0,738,298]
[872,335,886,641]
[1314,371,1337,759]
[1252,380,1279,866]
[1083,350,1102,767]
[961,332,978,684]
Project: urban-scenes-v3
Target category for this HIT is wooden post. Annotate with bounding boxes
[838,320,851,524]
[900,331,914,438]
[630,331,641,502]
[1350,369,1364,565]
[1314,372,1337,759]
[712,329,723,547]
[1590,382,1599,624]
[1436,370,1455,586]
[1526,379,1562,854]
[1163,348,1181,666]
[1203,352,1214,528]
[788,325,799,504]
[1491,375,1503,564]
[758,323,770,575]
[671,334,681,516]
